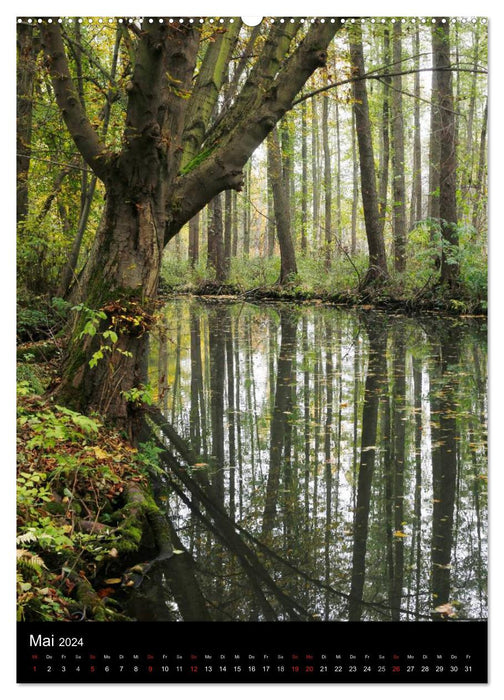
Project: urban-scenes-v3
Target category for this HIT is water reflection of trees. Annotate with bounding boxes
[145,301,487,622]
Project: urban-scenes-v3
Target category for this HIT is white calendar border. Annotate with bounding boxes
[3,2,502,699]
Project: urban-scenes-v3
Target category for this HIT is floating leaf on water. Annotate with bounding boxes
[433,603,457,617]
[393,530,408,538]
[104,578,122,585]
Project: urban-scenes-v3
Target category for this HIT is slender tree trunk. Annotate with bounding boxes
[378,28,390,239]
[428,44,441,235]
[391,23,407,272]
[267,127,298,284]
[188,212,200,267]
[231,190,239,258]
[300,99,308,254]
[410,29,423,229]
[208,193,226,282]
[335,92,342,250]
[243,161,251,258]
[466,29,480,185]
[223,189,232,278]
[312,99,320,248]
[351,109,358,256]
[472,98,487,232]
[349,24,388,285]
[322,93,332,269]
[433,20,459,288]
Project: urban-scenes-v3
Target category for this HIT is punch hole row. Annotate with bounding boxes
[17,17,488,25]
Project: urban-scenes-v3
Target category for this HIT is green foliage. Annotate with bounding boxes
[161,254,209,288]
[228,256,279,288]
[121,384,154,407]
[16,386,150,621]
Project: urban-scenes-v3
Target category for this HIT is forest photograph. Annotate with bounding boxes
[16,16,487,623]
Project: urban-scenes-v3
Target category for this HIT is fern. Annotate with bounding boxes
[16,548,46,574]
[16,531,37,545]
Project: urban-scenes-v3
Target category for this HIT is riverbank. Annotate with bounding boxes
[159,280,487,316]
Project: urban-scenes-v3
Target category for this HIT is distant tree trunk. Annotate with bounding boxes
[349,24,388,285]
[335,92,342,249]
[188,212,200,267]
[242,160,251,258]
[17,23,39,229]
[57,178,98,298]
[466,29,480,185]
[351,109,358,256]
[300,99,308,253]
[267,159,275,256]
[472,98,487,232]
[312,99,320,247]
[378,28,390,239]
[391,23,406,272]
[224,189,232,277]
[231,190,239,258]
[428,44,441,234]
[207,194,226,282]
[267,128,298,284]
[410,29,423,229]
[322,93,332,269]
[281,117,293,209]
[433,20,459,288]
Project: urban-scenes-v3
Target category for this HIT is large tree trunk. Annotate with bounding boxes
[44,20,200,429]
[41,18,338,430]
[58,190,165,430]
[349,24,388,285]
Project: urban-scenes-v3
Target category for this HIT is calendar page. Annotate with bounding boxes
[16,14,488,684]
